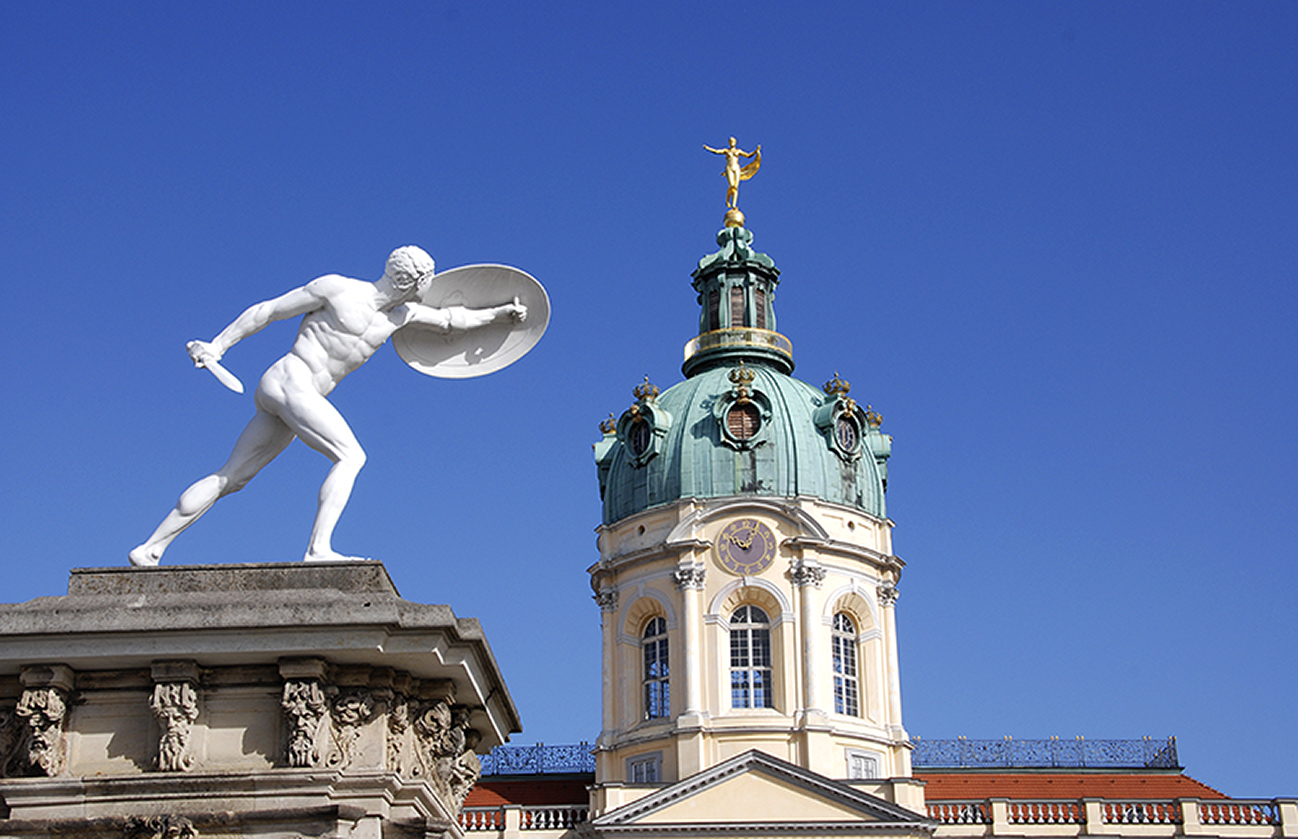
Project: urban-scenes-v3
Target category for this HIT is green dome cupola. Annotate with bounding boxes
[595,225,892,526]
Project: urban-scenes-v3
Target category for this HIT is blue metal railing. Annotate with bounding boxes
[477,736,1178,776]
[480,742,596,776]
[908,736,1179,769]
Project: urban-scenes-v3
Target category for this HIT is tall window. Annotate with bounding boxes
[832,612,859,716]
[642,617,669,719]
[730,605,773,708]
[730,286,745,327]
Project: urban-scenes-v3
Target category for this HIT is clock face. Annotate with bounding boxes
[716,519,777,576]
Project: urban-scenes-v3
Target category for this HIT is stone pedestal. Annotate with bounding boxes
[0,562,520,839]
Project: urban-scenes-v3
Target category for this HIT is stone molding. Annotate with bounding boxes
[876,582,899,607]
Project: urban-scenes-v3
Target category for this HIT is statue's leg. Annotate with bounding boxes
[129,410,295,566]
[274,391,367,562]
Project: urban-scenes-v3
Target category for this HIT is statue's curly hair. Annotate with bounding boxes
[384,245,435,291]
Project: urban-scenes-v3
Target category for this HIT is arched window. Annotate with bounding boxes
[642,617,669,719]
[730,605,773,708]
[832,612,859,716]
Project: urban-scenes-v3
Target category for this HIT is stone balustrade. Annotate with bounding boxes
[927,797,1298,836]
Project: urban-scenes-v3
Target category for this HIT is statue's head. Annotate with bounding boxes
[729,136,737,147]
[384,245,435,295]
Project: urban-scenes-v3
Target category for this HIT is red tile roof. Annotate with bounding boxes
[468,772,1229,807]
[466,778,591,807]
[916,773,1227,800]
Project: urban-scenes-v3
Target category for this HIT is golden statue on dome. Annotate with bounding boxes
[704,136,761,227]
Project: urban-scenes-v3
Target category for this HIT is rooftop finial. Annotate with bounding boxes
[633,375,660,402]
[704,136,762,228]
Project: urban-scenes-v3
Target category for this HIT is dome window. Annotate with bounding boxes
[629,419,652,457]
[617,376,673,468]
[726,403,761,441]
[834,415,860,453]
[715,364,771,451]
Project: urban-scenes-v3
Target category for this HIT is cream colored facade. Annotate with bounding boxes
[589,494,918,814]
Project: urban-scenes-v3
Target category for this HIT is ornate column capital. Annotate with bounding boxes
[593,588,619,612]
[673,564,707,591]
[877,581,899,607]
[791,559,826,588]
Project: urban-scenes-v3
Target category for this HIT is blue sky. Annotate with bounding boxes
[2,2,1295,797]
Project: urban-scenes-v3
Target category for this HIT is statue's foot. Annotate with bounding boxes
[128,544,162,567]
[303,550,371,563]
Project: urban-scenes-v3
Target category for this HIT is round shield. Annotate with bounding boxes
[392,264,550,379]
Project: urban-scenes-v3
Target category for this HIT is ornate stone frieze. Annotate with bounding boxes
[673,564,707,590]
[14,685,69,776]
[150,680,200,772]
[125,814,197,839]
[593,588,619,612]
[877,581,899,606]
[281,679,329,768]
[791,560,826,588]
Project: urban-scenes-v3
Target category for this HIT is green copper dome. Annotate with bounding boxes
[595,227,892,526]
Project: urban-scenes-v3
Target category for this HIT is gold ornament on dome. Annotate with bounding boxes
[704,137,762,227]
[728,363,756,404]
[633,375,660,402]
[599,413,617,434]
[864,405,884,428]
[823,371,851,397]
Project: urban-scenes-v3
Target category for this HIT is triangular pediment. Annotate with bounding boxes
[590,750,930,835]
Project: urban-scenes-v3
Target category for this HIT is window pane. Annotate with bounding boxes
[752,630,771,667]
[730,286,745,327]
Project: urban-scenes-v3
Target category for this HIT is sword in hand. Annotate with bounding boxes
[187,340,244,394]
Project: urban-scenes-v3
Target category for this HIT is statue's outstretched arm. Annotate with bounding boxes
[199,283,326,360]
[703,144,723,154]
[404,299,527,333]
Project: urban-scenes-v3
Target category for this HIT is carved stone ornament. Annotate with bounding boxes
[125,814,197,839]
[397,698,481,813]
[877,582,899,607]
[281,679,328,767]
[150,681,200,772]
[13,686,68,776]
[325,688,380,769]
[673,565,707,590]
[791,560,827,588]
[0,701,19,777]
[593,589,619,612]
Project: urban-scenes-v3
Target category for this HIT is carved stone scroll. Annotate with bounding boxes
[325,688,378,769]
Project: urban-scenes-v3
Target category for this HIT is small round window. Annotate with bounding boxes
[727,403,761,441]
[834,415,859,452]
[629,419,652,456]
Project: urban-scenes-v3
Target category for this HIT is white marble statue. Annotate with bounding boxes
[129,246,526,567]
